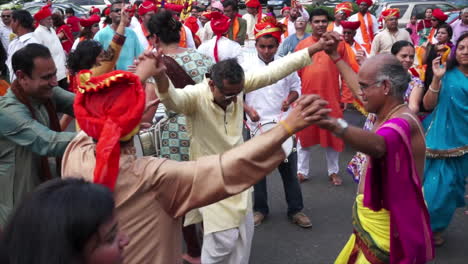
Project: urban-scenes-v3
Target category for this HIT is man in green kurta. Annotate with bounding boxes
[0,44,76,226]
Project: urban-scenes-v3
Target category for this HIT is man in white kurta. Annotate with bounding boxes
[156,42,324,263]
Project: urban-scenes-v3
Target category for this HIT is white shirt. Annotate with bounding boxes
[7,32,39,82]
[279,7,310,39]
[349,12,379,46]
[0,24,12,54]
[198,36,243,63]
[242,53,301,129]
[201,21,213,42]
[370,28,412,56]
[242,13,266,40]
[129,16,149,50]
[34,25,67,80]
[182,25,196,49]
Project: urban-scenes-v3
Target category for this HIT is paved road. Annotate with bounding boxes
[249,109,468,264]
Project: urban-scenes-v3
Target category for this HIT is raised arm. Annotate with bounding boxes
[423,57,445,111]
[144,94,331,217]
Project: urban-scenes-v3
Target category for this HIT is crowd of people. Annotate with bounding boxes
[0,0,466,263]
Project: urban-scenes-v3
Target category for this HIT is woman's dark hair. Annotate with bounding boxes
[448,32,468,70]
[436,23,453,42]
[11,10,34,31]
[12,43,51,77]
[147,10,182,44]
[391,40,414,55]
[65,7,74,15]
[67,40,104,75]
[52,13,65,28]
[0,178,115,264]
[79,26,94,39]
[210,58,244,90]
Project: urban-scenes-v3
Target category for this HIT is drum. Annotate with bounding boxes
[251,121,296,159]
[134,118,166,157]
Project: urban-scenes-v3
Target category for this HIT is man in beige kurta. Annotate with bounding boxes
[62,49,330,264]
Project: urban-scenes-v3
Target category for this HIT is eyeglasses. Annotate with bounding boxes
[112,8,121,13]
[359,80,382,91]
[1,15,11,18]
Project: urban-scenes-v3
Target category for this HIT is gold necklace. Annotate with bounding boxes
[377,103,406,128]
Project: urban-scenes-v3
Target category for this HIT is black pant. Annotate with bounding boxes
[253,151,304,217]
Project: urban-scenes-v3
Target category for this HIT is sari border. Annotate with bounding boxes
[426,146,468,158]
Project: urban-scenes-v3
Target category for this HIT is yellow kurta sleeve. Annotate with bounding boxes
[91,33,126,76]
[244,48,312,93]
[142,125,287,218]
[155,79,201,115]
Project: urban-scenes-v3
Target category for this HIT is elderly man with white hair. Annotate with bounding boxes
[451,8,468,43]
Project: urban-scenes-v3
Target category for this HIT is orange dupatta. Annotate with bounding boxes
[343,42,368,116]
[358,12,374,53]
[0,80,9,96]
[427,27,436,44]
[327,22,334,32]
[231,17,240,40]
[179,26,187,48]
[283,16,289,38]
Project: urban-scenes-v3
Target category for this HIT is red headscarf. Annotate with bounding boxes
[356,0,372,6]
[335,2,353,17]
[89,6,101,15]
[341,20,361,31]
[139,0,158,16]
[381,8,400,19]
[210,11,230,62]
[254,16,285,44]
[432,8,448,22]
[80,14,101,27]
[104,5,111,16]
[74,70,145,190]
[280,6,290,16]
[245,0,263,23]
[34,4,52,21]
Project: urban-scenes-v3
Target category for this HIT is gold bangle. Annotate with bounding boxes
[279,120,294,137]
[429,86,440,93]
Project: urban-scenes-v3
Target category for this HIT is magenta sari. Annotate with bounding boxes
[363,118,434,264]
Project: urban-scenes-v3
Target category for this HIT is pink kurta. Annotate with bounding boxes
[294,36,350,152]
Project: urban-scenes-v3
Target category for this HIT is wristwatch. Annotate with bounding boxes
[333,118,349,137]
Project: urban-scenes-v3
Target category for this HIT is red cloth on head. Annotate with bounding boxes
[381,8,400,19]
[335,2,353,17]
[341,20,361,30]
[432,8,448,22]
[246,0,261,8]
[80,15,101,27]
[139,0,158,16]
[210,11,230,62]
[184,16,199,34]
[89,6,100,15]
[356,0,372,6]
[74,70,145,190]
[104,5,111,16]
[34,4,52,21]
[254,16,285,44]
[281,6,290,15]
[165,3,185,14]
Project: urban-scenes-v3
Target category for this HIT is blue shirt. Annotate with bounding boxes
[94,26,144,71]
[277,33,311,57]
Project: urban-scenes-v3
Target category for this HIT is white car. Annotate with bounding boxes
[64,0,112,12]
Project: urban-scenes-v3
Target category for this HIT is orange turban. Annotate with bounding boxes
[341,20,361,31]
[33,4,52,21]
[254,16,285,44]
[74,71,145,190]
[184,16,199,35]
[80,15,101,27]
[381,8,400,19]
[139,0,158,16]
[356,0,372,6]
[335,2,353,17]
[432,8,448,22]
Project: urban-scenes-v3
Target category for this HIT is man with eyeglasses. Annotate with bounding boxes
[370,8,411,56]
[342,20,368,64]
[94,0,144,71]
[0,10,13,56]
[155,32,331,263]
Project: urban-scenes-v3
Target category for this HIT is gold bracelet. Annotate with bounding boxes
[279,120,294,137]
[428,86,440,93]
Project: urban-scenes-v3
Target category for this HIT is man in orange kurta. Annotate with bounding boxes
[295,8,352,185]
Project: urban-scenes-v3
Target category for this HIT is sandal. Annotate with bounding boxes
[329,173,343,186]
[433,232,445,247]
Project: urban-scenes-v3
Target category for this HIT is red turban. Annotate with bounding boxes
[210,11,230,36]
[201,11,212,19]
[33,4,52,21]
[139,0,158,16]
[381,8,400,19]
[89,6,100,15]
[281,6,290,16]
[254,16,285,44]
[341,20,361,30]
[74,71,145,190]
[164,3,185,14]
[104,5,111,16]
[184,16,199,35]
[356,0,372,6]
[432,8,448,22]
[335,2,353,17]
[80,15,101,27]
[246,0,261,8]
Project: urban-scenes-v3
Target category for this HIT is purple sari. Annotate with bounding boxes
[363,118,434,264]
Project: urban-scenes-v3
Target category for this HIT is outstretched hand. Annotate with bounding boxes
[283,94,331,134]
[432,56,446,79]
[134,49,167,82]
